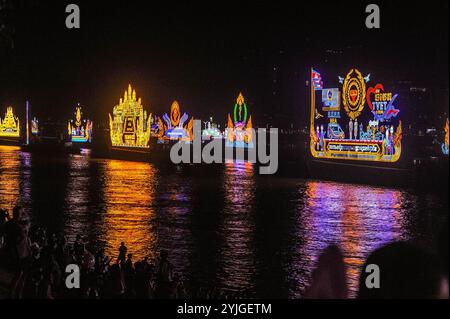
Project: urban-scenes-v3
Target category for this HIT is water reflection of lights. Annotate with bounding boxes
[0,146,22,212]
[219,160,256,293]
[101,160,158,261]
[64,154,92,242]
[294,180,405,298]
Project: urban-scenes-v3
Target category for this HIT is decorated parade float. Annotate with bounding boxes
[202,117,223,141]
[156,100,193,144]
[67,105,93,148]
[307,68,410,186]
[225,93,254,148]
[108,85,152,156]
[0,106,20,145]
[31,117,39,136]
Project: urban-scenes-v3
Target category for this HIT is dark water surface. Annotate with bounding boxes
[0,145,448,298]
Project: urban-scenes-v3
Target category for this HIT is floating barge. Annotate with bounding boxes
[306,67,417,187]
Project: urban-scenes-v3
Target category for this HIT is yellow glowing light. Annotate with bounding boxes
[445,118,449,149]
[342,69,366,120]
[109,84,152,148]
[237,92,245,106]
[170,101,181,127]
[0,107,20,138]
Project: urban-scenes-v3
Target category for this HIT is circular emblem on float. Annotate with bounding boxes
[342,69,366,120]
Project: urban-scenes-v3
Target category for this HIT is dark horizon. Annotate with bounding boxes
[0,0,448,128]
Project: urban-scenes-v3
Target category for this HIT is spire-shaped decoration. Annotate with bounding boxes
[0,106,21,138]
[237,92,245,106]
[226,92,254,148]
[109,84,152,148]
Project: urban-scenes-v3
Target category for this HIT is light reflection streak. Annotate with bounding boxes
[219,160,256,293]
[101,160,157,261]
[0,146,21,212]
[64,154,92,242]
[295,180,405,298]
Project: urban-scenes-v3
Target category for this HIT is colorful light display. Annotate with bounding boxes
[0,107,20,139]
[366,84,400,122]
[157,101,193,143]
[68,105,93,143]
[226,93,254,148]
[109,84,152,148]
[31,117,39,135]
[202,117,223,141]
[442,118,449,156]
[310,68,402,163]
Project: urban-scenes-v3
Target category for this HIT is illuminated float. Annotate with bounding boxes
[68,105,93,143]
[202,117,223,141]
[109,84,152,149]
[157,101,193,143]
[442,118,449,156]
[31,117,39,135]
[225,93,254,148]
[0,106,20,144]
[310,68,402,163]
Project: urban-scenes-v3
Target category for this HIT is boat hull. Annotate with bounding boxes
[0,136,21,146]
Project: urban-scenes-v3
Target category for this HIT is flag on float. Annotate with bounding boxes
[311,68,323,90]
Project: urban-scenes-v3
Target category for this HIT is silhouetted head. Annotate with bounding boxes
[304,244,348,299]
[358,241,445,299]
[160,250,168,260]
[120,242,125,246]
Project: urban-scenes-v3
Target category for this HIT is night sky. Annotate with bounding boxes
[0,0,448,128]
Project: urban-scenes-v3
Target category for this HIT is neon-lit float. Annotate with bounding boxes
[310,68,402,163]
[109,84,152,151]
[31,117,39,136]
[225,93,254,148]
[157,101,193,143]
[0,106,20,145]
[202,117,223,141]
[68,105,93,144]
[442,118,449,156]
[307,68,407,185]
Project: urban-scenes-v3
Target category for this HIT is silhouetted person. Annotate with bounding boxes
[2,206,32,298]
[304,244,348,299]
[73,235,84,262]
[155,250,174,298]
[117,242,127,264]
[358,241,447,299]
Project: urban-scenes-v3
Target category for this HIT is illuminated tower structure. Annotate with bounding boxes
[109,84,152,148]
[68,104,93,143]
[0,106,20,142]
[157,100,193,143]
[226,93,254,148]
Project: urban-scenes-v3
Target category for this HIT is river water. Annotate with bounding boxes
[0,145,447,298]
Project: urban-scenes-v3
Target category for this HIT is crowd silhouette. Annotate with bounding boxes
[0,206,448,299]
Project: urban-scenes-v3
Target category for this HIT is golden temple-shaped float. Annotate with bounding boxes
[226,93,254,148]
[0,106,20,142]
[157,100,193,143]
[109,84,152,149]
